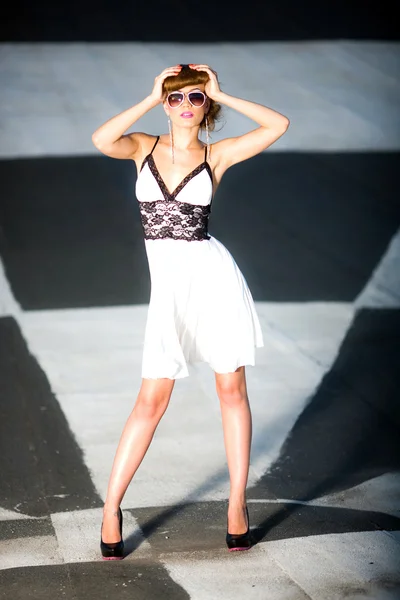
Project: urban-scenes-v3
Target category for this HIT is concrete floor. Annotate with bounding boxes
[0,37,400,600]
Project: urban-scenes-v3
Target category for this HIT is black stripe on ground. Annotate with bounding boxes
[0,501,398,560]
[1,152,398,309]
[0,518,54,541]
[1,0,397,41]
[127,501,400,555]
[0,316,103,517]
[0,562,190,600]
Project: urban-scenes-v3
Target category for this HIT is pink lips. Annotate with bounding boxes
[180,112,194,118]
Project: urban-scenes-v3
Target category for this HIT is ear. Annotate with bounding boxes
[204,98,211,114]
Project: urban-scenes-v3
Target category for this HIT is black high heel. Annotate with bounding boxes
[100,507,124,560]
[226,506,252,552]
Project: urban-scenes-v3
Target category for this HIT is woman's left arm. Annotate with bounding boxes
[191,64,290,168]
[214,91,290,166]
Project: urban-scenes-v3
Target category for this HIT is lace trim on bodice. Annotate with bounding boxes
[138,149,213,242]
[139,199,211,241]
[144,154,212,201]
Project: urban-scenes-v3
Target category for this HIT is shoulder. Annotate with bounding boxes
[130,132,160,168]
[208,137,234,163]
[130,132,159,155]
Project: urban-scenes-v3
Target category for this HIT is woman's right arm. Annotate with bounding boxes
[91,65,182,159]
[91,97,159,159]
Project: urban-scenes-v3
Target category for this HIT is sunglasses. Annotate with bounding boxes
[166,91,207,109]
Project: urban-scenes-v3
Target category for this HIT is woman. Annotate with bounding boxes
[92,64,289,559]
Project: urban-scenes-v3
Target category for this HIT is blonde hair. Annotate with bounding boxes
[163,65,222,132]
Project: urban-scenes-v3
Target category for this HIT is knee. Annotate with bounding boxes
[134,392,169,419]
[216,381,248,409]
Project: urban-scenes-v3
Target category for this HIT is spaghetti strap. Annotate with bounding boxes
[150,136,160,154]
[204,145,207,162]
[140,136,160,172]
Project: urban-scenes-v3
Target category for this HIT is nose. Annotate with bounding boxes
[181,96,191,108]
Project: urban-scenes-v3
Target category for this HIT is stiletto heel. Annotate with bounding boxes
[100,507,124,560]
[226,506,252,552]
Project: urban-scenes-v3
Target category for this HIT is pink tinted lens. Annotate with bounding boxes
[188,92,205,106]
[167,92,184,107]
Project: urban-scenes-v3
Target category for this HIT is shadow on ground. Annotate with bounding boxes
[248,307,400,543]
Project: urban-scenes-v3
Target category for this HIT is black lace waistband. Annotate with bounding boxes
[138,199,211,242]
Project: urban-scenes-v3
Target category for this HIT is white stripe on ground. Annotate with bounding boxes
[0,508,151,571]
[51,508,151,564]
[162,531,400,600]
[17,301,351,507]
[0,535,63,570]
[0,42,399,158]
[259,531,400,600]
[163,545,311,600]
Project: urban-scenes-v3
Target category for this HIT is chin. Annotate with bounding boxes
[176,118,200,128]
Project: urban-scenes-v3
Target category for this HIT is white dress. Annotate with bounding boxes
[135,137,264,379]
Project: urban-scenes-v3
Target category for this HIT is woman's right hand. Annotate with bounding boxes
[150,65,182,103]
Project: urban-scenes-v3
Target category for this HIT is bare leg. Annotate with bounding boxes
[102,377,175,543]
[215,366,251,534]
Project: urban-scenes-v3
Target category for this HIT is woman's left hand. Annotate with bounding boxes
[189,64,221,100]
